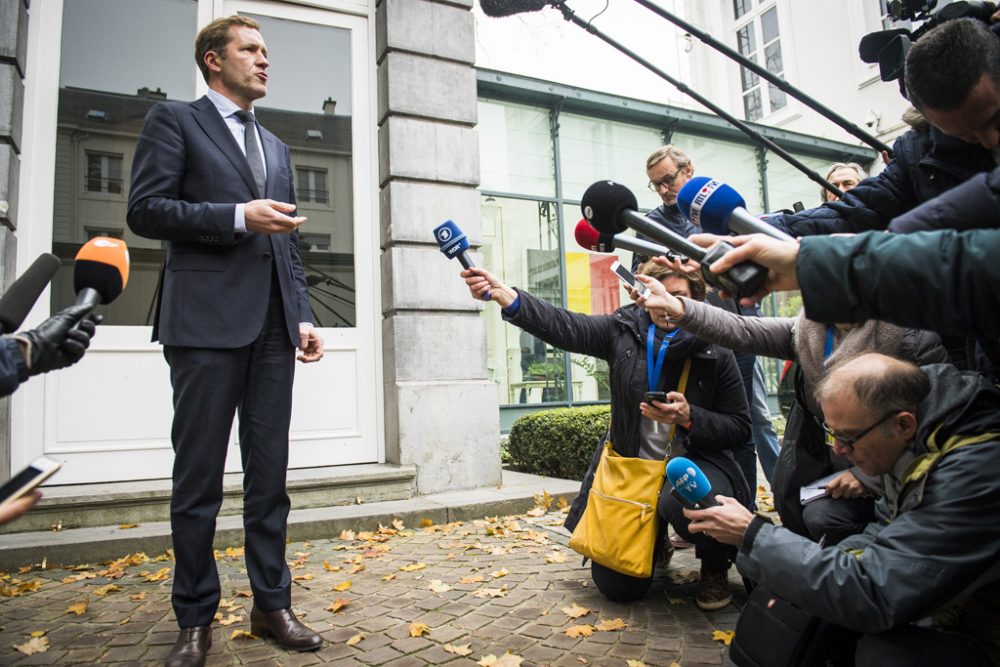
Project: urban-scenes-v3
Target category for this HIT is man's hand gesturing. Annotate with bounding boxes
[245,200,306,234]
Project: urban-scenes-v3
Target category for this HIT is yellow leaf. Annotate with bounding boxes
[346,633,364,646]
[525,507,546,517]
[491,568,509,578]
[477,653,524,667]
[595,618,626,632]
[444,643,474,656]
[119,616,132,625]
[130,592,146,601]
[565,624,595,638]
[712,629,735,646]
[349,563,365,574]
[400,562,427,572]
[66,597,89,615]
[459,575,485,584]
[339,529,356,541]
[392,518,405,531]
[93,584,121,596]
[17,580,41,593]
[577,658,589,664]
[12,636,49,655]
[626,661,647,667]
[229,630,257,641]
[226,547,245,559]
[556,496,569,509]
[139,567,171,583]
[322,561,341,572]
[409,622,431,637]
[533,489,554,510]
[428,580,451,593]
[381,573,396,582]
[562,603,590,619]
[29,631,45,638]
[326,598,349,613]
[217,613,242,627]
[545,551,568,564]
[332,580,351,592]
[472,585,508,598]
[118,523,139,530]
[234,589,252,598]
[420,518,434,528]
[292,574,313,582]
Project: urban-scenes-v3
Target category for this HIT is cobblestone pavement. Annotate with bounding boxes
[0,505,746,666]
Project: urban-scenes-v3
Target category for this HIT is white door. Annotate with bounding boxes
[12,0,381,484]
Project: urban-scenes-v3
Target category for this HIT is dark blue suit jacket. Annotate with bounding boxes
[127,95,312,348]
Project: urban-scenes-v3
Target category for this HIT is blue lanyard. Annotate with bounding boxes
[647,324,680,392]
[824,325,835,360]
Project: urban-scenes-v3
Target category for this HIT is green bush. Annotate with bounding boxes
[506,405,611,481]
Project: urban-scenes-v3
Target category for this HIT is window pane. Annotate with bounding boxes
[740,59,760,91]
[764,42,783,74]
[670,134,764,213]
[768,83,787,112]
[558,113,663,210]
[480,196,567,405]
[736,25,755,55]
[733,0,752,19]
[53,0,197,325]
[744,89,763,121]
[765,152,836,211]
[479,100,555,197]
[761,7,780,44]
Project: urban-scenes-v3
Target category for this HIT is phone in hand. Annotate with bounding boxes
[610,260,650,298]
[0,456,61,508]
[644,391,667,404]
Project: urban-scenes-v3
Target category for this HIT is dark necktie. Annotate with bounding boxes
[234,109,266,197]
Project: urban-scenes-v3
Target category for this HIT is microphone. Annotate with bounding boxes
[666,457,720,510]
[677,177,794,242]
[479,0,547,17]
[433,220,489,300]
[73,237,130,311]
[580,180,767,300]
[574,218,681,259]
[0,253,61,334]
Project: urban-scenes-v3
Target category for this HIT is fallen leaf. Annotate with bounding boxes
[565,624,595,638]
[392,518,405,531]
[332,580,351,592]
[216,613,242,627]
[491,568,509,578]
[577,658,589,664]
[293,574,313,582]
[428,580,451,593]
[119,616,131,625]
[130,592,146,601]
[595,618,626,632]
[556,496,569,509]
[12,636,49,655]
[626,661,647,667]
[472,585,508,599]
[234,589,252,598]
[525,507,546,517]
[562,602,590,619]
[30,631,45,638]
[119,523,139,530]
[409,622,431,637]
[17,580,41,594]
[444,643,473,656]
[339,529,356,541]
[668,569,699,585]
[478,653,524,667]
[459,575,485,584]
[400,562,427,572]
[326,598,349,613]
[712,629,735,646]
[533,489,554,510]
[62,572,97,584]
[229,630,257,641]
[348,563,365,574]
[93,584,121,597]
[139,568,171,583]
[381,573,396,582]
[420,518,434,528]
[346,633,364,646]
[66,597,89,615]
[322,561,341,572]
[545,551,568,564]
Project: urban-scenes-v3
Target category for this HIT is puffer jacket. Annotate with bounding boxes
[766,124,994,237]
[736,364,1000,661]
[501,289,752,533]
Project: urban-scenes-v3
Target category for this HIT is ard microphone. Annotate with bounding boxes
[433,220,489,300]
[479,0,547,17]
[73,237,130,311]
[678,177,794,242]
[666,457,720,509]
[0,253,61,334]
[574,218,677,259]
[580,180,767,300]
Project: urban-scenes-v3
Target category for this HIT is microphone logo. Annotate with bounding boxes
[93,239,120,248]
[436,227,453,243]
[688,178,723,226]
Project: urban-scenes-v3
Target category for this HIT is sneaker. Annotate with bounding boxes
[695,567,732,611]
[670,532,693,550]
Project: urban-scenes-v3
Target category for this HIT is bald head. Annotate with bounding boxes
[817,353,930,419]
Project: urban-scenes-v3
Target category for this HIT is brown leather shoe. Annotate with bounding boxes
[165,626,211,667]
[250,606,322,651]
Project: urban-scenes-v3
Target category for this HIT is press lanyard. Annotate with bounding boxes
[647,324,680,392]
[824,325,835,360]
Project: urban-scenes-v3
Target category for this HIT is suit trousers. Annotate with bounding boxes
[164,272,295,628]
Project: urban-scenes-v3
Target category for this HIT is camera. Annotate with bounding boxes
[859,1,998,97]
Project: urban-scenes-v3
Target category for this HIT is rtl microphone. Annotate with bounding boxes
[0,253,60,334]
[580,180,767,300]
[479,0,547,17]
[73,237,130,311]
[433,220,489,301]
[666,457,720,509]
[677,177,794,242]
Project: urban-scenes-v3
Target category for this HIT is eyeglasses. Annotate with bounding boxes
[821,411,897,451]
[647,166,685,191]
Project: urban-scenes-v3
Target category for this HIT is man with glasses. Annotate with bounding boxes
[631,145,698,273]
[685,352,1000,665]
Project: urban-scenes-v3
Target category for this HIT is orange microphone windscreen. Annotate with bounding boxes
[73,237,130,305]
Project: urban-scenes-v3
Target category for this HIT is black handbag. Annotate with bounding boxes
[729,585,858,667]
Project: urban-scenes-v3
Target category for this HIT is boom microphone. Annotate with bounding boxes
[677,177,795,242]
[479,0,547,17]
[666,457,720,509]
[0,253,61,334]
[73,237,130,310]
[580,180,767,300]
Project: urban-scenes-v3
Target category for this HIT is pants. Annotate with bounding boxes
[751,359,780,483]
[590,454,739,603]
[801,495,876,545]
[165,277,296,628]
[855,626,993,667]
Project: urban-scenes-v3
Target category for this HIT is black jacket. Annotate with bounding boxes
[767,125,994,237]
[502,289,751,532]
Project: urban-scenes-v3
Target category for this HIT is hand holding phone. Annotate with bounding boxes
[643,391,667,404]
[610,260,650,298]
[0,456,60,522]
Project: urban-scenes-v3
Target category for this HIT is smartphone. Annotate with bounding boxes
[644,391,667,404]
[610,260,650,298]
[0,456,61,508]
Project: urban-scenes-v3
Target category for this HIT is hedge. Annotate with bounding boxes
[506,405,611,481]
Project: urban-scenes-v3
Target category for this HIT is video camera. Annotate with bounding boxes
[860,0,999,97]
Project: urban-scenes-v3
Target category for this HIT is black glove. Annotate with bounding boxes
[14,304,103,376]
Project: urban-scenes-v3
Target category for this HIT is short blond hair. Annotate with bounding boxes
[195,15,261,83]
[646,145,693,172]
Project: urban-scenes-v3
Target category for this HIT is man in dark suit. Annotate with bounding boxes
[127,15,324,667]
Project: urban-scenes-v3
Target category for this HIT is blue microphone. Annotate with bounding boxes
[666,457,720,509]
[677,177,794,242]
[433,220,489,300]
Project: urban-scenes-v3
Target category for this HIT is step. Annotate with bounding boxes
[0,470,581,570]
[0,463,417,534]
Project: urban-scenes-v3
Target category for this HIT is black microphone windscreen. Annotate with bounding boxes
[580,181,638,235]
[0,253,60,334]
[74,261,123,305]
[480,0,547,17]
